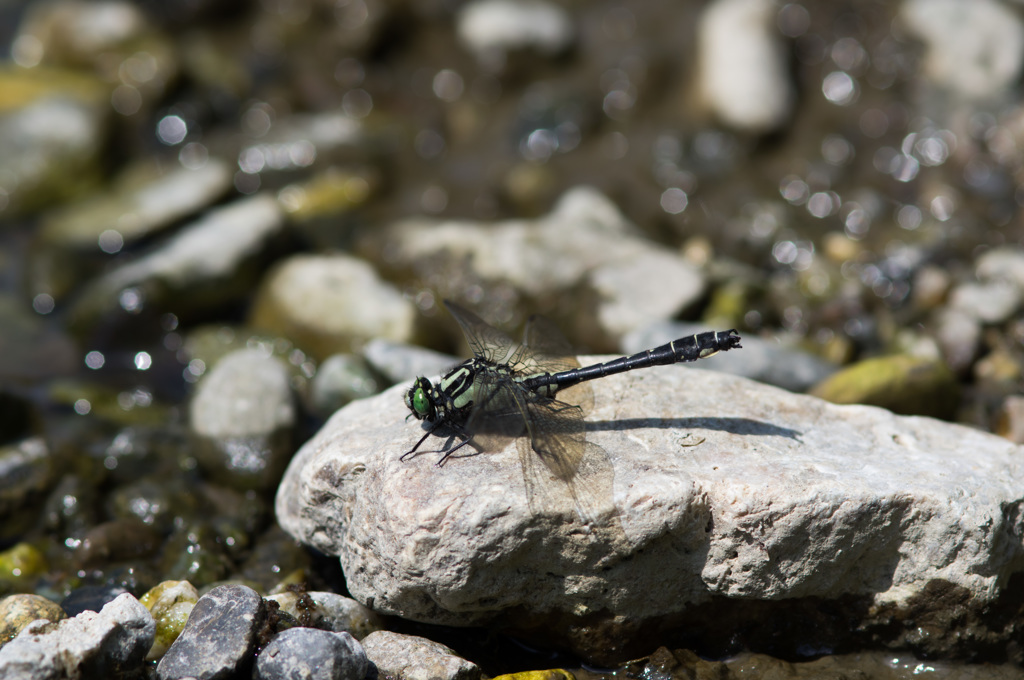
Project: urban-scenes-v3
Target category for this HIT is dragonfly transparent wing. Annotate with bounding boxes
[517,395,616,528]
[444,301,519,367]
[518,313,595,412]
[462,372,527,453]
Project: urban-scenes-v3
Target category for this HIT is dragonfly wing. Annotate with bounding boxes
[444,301,519,366]
[523,395,586,483]
[511,313,594,411]
[462,375,526,453]
[517,395,617,528]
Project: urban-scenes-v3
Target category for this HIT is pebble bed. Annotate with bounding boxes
[1,0,1024,678]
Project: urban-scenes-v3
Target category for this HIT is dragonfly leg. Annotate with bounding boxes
[436,437,473,467]
[400,427,436,461]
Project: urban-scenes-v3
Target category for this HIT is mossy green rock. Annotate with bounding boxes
[139,580,199,661]
[0,543,48,591]
[810,354,959,419]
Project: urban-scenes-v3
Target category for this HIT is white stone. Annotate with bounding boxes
[255,254,416,347]
[385,187,705,342]
[949,280,1022,324]
[697,0,794,131]
[42,160,233,246]
[360,631,479,680]
[190,349,294,439]
[901,0,1024,101]
[457,0,573,60]
[114,194,283,287]
[276,364,1024,634]
[976,246,1024,290]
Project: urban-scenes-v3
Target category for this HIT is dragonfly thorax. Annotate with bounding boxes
[406,357,518,426]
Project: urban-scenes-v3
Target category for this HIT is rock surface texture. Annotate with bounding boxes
[276,365,1024,662]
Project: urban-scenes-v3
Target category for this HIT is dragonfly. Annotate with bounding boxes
[401,300,742,524]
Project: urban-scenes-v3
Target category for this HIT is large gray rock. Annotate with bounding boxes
[277,363,1024,662]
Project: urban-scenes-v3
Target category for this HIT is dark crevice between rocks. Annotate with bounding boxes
[485,575,1024,668]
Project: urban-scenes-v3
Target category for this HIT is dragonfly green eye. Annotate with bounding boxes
[412,388,429,415]
[405,378,435,421]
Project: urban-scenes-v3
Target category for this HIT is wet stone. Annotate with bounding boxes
[361,631,481,680]
[308,353,384,418]
[160,522,233,586]
[901,0,1024,102]
[933,307,982,374]
[14,0,178,111]
[40,160,233,249]
[0,66,109,218]
[105,477,183,531]
[361,338,457,384]
[156,583,267,680]
[190,348,295,491]
[236,525,313,593]
[0,594,66,647]
[254,627,368,680]
[95,426,179,485]
[911,264,952,312]
[976,246,1024,290]
[0,593,155,680]
[586,247,706,342]
[16,0,150,67]
[42,475,98,539]
[61,584,130,617]
[36,160,232,299]
[0,437,53,518]
[74,518,163,570]
[69,193,285,331]
[0,543,48,593]
[377,187,707,349]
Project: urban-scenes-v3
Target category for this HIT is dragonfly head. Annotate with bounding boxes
[405,377,437,421]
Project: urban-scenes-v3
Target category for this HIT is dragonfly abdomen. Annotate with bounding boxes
[530,329,741,391]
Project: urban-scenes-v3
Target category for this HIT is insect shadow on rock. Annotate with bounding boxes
[401,300,742,530]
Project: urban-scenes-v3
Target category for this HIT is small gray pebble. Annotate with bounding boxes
[255,627,367,680]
